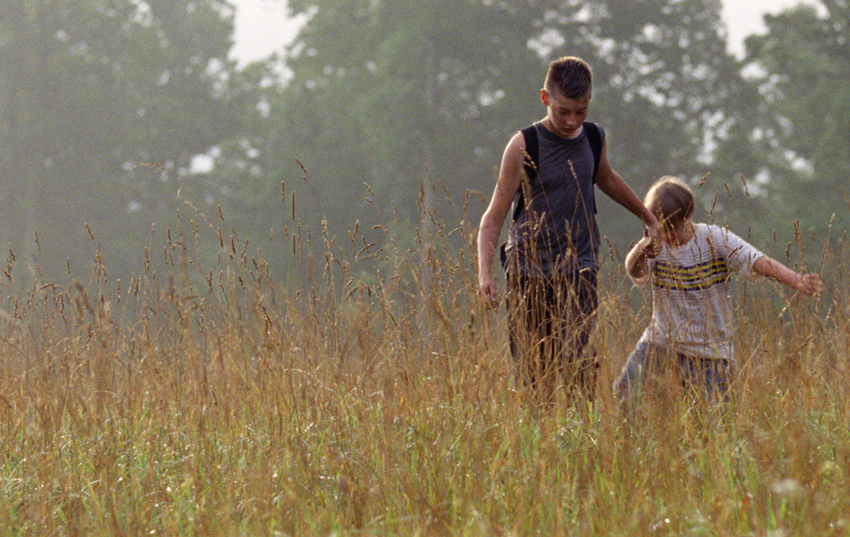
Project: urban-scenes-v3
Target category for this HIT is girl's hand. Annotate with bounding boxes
[640,226,661,259]
[798,273,823,298]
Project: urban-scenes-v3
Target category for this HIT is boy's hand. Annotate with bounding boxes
[478,272,500,309]
[798,273,823,298]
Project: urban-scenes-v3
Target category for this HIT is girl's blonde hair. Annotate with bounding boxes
[645,176,695,230]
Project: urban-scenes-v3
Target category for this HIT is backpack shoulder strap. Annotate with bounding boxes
[511,125,539,221]
[512,123,600,220]
[583,121,603,183]
[520,124,539,180]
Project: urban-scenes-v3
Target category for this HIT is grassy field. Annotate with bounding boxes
[0,202,847,536]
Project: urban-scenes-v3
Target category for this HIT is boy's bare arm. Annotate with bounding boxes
[477,132,526,306]
[594,140,657,227]
[752,256,823,297]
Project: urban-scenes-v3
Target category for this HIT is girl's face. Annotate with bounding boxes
[658,219,692,247]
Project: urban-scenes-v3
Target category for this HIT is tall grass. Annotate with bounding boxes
[0,180,847,536]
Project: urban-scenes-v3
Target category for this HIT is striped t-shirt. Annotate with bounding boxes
[632,223,764,361]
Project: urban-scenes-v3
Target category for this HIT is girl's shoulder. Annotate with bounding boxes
[674,223,725,261]
[692,222,719,237]
[694,222,762,262]
[696,222,750,245]
[692,222,732,246]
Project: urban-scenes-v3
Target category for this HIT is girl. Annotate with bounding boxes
[614,176,822,402]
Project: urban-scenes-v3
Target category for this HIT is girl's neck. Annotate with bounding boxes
[671,221,694,246]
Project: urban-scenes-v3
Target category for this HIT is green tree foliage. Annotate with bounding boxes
[729,0,849,246]
[216,0,743,268]
[552,0,747,243]
[223,1,544,239]
[0,0,242,285]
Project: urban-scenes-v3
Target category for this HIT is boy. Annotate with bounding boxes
[614,176,822,402]
[477,56,656,400]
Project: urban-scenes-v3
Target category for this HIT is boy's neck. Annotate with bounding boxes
[540,117,584,140]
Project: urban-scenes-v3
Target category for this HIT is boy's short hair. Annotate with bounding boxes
[544,57,593,100]
[645,176,695,229]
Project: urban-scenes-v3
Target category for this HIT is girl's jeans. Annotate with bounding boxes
[614,341,732,404]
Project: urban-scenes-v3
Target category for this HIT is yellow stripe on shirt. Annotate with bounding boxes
[653,259,730,291]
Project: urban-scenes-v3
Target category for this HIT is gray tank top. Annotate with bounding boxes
[506,122,603,276]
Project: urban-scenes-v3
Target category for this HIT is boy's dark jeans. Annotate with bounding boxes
[506,268,598,400]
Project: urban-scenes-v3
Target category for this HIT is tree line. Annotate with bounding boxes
[1,0,846,290]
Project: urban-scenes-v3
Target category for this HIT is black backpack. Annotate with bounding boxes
[512,121,603,221]
[500,121,603,268]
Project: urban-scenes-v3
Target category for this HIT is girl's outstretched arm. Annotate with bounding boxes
[752,256,823,297]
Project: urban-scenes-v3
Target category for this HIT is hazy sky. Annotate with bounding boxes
[229,0,818,65]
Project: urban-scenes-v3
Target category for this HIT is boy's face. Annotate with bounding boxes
[541,89,590,139]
